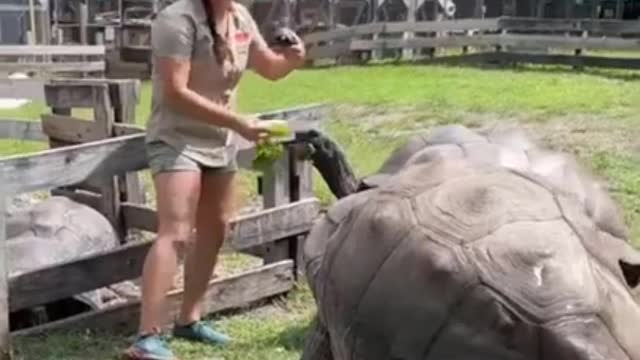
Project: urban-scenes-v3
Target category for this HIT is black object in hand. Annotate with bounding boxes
[272,27,298,47]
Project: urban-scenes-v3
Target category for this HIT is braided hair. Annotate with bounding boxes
[201,0,230,65]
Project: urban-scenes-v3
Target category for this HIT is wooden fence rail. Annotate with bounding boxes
[303,16,640,69]
[496,17,640,35]
[346,34,640,52]
[0,45,106,78]
[0,79,328,358]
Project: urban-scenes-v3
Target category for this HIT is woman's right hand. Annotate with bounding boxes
[235,118,272,143]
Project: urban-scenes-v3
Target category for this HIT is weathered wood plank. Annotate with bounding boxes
[90,84,125,240]
[56,188,319,257]
[114,123,145,136]
[122,198,320,249]
[44,83,107,109]
[0,133,148,195]
[114,118,143,136]
[257,102,328,122]
[232,198,320,251]
[40,115,144,143]
[306,41,352,60]
[8,240,149,312]
[109,80,140,123]
[110,80,146,207]
[262,150,294,264]
[0,45,106,56]
[289,146,315,279]
[0,193,10,359]
[383,19,500,33]
[0,62,105,73]
[41,114,101,143]
[11,260,295,337]
[0,120,46,141]
[498,17,640,35]
[498,34,640,51]
[0,79,45,102]
[8,197,318,311]
[303,18,499,44]
[350,34,496,50]
[303,26,356,44]
[290,144,315,200]
[349,34,640,52]
[1,104,329,195]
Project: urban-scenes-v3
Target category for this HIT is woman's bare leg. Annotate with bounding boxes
[179,171,237,325]
[138,170,202,334]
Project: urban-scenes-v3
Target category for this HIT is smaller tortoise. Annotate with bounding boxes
[299,125,640,360]
[6,196,130,330]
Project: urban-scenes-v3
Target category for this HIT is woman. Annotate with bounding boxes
[124,0,305,358]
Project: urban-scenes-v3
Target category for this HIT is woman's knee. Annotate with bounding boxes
[157,224,196,257]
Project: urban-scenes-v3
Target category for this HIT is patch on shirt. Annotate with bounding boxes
[235,31,251,44]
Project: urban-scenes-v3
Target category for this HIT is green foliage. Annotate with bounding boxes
[252,141,285,172]
[251,120,293,173]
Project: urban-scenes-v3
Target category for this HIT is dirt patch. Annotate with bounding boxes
[331,103,640,158]
[524,115,640,157]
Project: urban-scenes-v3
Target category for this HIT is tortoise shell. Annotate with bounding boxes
[302,125,640,360]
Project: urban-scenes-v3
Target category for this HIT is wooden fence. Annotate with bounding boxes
[0,45,106,78]
[0,79,326,359]
[303,16,640,69]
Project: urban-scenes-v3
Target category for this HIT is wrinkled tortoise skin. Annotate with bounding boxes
[301,125,640,360]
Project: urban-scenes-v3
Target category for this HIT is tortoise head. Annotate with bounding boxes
[295,130,361,199]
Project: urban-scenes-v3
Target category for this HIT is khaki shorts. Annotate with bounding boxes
[146,141,238,176]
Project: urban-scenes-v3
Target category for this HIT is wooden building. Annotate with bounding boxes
[0,0,49,45]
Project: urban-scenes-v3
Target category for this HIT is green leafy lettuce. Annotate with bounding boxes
[251,120,293,172]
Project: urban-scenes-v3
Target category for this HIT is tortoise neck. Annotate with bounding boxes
[301,131,360,199]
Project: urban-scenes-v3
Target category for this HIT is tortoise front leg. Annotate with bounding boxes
[301,315,334,360]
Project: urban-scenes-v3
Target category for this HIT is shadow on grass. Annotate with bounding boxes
[273,320,313,352]
[13,329,131,360]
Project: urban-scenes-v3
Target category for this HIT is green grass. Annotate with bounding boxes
[236,64,640,119]
[3,63,640,359]
[591,151,640,239]
[3,63,640,124]
[13,284,316,360]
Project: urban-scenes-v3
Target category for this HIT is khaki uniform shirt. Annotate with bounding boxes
[146,0,268,167]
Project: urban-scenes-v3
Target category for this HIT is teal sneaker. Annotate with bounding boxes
[124,333,177,360]
[173,321,231,346]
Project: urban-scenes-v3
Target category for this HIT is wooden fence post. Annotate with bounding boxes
[42,79,144,243]
[573,29,587,71]
[261,151,293,264]
[403,0,417,60]
[93,84,125,240]
[0,192,9,360]
[289,144,315,279]
[110,80,146,205]
[259,143,314,279]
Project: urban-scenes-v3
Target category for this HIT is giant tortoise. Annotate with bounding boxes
[298,124,640,360]
[6,195,135,330]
